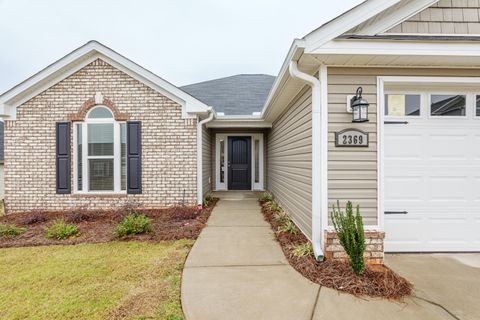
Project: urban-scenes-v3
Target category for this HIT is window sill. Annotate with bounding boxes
[71,192,128,198]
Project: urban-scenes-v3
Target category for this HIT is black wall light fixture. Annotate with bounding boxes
[350,87,369,123]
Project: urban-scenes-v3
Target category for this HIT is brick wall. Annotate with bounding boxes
[324,230,385,265]
[4,59,198,213]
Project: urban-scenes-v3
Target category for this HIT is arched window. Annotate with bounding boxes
[74,106,126,192]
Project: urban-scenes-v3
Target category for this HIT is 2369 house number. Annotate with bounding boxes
[335,128,369,147]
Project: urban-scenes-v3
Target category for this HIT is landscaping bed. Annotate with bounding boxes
[259,198,412,300]
[0,199,218,248]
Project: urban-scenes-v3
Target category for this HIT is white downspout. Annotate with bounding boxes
[289,61,325,261]
[196,107,215,209]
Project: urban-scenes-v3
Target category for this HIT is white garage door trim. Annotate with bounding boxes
[378,76,480,252]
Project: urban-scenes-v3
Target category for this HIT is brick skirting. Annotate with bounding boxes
[324,230,385,265]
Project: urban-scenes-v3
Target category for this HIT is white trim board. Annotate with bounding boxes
[214,133,264,191]
[0,41,210,120]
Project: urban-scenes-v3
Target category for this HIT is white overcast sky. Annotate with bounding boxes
[0,0,362,92]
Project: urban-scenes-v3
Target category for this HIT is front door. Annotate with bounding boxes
[228,137,251,190]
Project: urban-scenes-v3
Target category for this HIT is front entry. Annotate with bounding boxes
[228,137,251,190]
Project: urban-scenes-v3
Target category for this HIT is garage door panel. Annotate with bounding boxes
[384,118,480,252]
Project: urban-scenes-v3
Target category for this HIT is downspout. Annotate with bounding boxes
[196,107,215,209]
[289,61,325,261]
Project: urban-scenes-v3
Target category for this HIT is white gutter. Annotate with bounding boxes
[288,60,325,261]
[196,107,215,209]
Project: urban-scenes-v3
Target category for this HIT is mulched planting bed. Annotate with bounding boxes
[260,199,413,300]
[0,199,218,248]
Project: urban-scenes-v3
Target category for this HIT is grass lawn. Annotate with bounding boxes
[0,240,193,320]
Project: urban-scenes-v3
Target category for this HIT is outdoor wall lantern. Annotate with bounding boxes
[350,87,369,123]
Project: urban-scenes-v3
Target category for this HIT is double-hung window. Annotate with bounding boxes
[74,106,126,193]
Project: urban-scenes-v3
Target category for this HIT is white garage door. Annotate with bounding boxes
[384,92,480,252]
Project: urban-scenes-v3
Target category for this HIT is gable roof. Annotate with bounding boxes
[181,74,275,116]
[0,41,210,120]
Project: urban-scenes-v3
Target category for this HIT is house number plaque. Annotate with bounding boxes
[335,128,369,147]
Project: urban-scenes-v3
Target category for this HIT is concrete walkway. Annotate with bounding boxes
[181,192,465,320]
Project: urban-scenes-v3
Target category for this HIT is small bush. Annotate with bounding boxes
[291,242,313,258]
[45,219,79,240]
[203,193,214,207]
[259,192,273,202]
[22,212,47,225]
[66,210,95,223]
[115,213,153,237]
[278,220,300,234]
[331,201,366,275]
[266,201,282,213]
[0,224,26,237]
[274,211,290,224]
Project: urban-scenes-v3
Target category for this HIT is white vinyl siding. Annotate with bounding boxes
[267,87,313,237]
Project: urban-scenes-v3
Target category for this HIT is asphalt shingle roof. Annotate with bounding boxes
[181,74,275,116]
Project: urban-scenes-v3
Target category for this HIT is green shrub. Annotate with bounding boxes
[278,220,300,234]
[331,201,366,275]
[0,224,26,237]
[266,201,282,213]
[115,213,153,237]
[291,242,313,258]
[259,192,273,202]
[275,211,290,224]
[203,193,214,207]
[45,219,79,240]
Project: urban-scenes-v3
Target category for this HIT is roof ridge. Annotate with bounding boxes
[181,74,275,88]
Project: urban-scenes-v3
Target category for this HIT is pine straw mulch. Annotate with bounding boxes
[0,198,218,248]
[260,200,413,300]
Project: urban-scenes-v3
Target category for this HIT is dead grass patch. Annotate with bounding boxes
[260,200,412,300]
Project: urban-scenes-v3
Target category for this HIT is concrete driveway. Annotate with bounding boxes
[386,253,480,320]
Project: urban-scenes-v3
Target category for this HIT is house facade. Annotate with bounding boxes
[1,0,479,261]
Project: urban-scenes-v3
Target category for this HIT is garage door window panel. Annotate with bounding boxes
[476,95,480,117]
[430,94,466,117]
[385,94,421,117]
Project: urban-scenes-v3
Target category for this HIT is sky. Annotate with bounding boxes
[0,0,363,92]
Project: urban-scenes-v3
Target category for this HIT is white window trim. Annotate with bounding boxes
[215,133,264,191]
[73,106,126,194]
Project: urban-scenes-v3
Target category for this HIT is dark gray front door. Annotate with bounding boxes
[228,137,251,190]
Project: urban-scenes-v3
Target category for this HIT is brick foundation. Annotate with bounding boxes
[324,230,385,265]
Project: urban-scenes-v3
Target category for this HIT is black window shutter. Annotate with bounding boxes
[56,122,71,194]
[127,121,142,194]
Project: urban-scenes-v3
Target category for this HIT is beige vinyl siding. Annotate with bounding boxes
[267,87,312,238]
[202,126,212,196]
[328,66,480,226]
[386,0,480,34]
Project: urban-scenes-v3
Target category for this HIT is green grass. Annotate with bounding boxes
[0,240,193,320]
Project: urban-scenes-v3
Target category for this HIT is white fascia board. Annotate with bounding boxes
[260,39,306,118]
[304,0,401,52]
[309,39,480,57]
[206,119,272,128]
[0,41,209,119]
[354,0,437,36]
